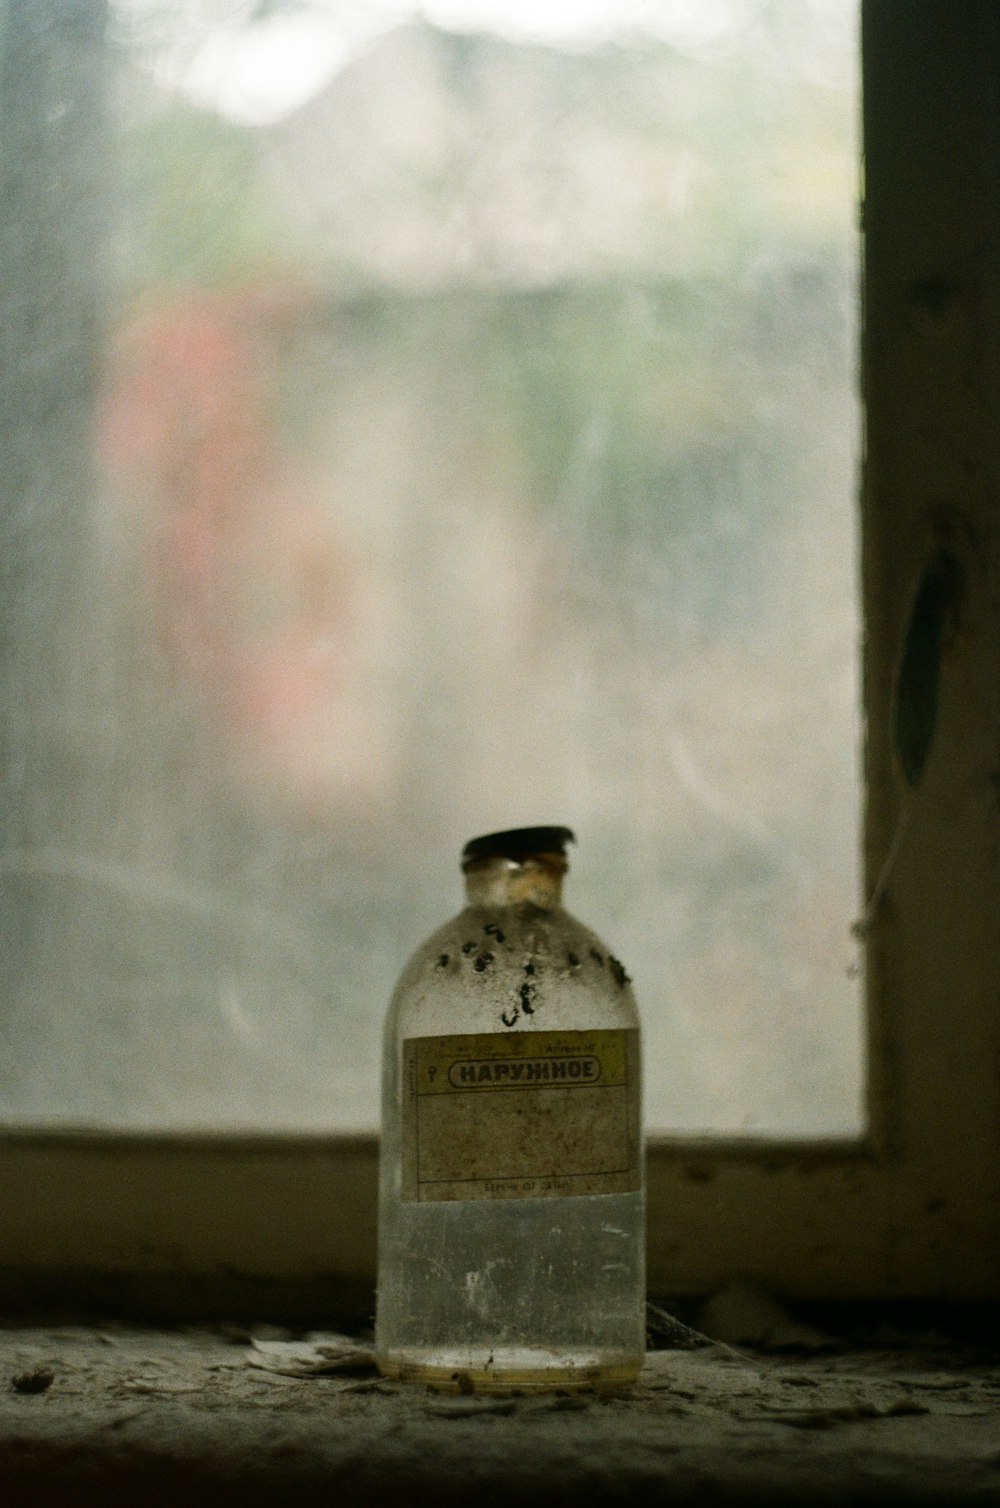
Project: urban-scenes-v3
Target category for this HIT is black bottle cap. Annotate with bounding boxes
[461,826,576,868]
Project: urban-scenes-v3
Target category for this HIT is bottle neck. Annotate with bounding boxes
[463,856,566,909]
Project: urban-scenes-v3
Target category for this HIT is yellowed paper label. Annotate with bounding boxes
[401,1028,641,1202]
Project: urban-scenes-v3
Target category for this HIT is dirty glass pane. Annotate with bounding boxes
[0,0,861,1133]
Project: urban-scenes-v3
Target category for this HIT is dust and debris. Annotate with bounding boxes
[102,1406,154,1430]
[1,1323,999,1502]
[114,1377,206,1397]
[751,1398,931,1430]
[11,1368,55,1394]
[247,1334,377,1379]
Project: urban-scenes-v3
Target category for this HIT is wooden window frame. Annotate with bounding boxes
[2,1,999,1314]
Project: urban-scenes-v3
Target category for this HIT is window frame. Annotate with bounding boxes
[3,0,1000,1314]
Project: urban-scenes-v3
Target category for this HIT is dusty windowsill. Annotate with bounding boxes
[2,1320,999,1507]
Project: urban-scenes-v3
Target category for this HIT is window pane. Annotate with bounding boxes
[0,0,861,1134]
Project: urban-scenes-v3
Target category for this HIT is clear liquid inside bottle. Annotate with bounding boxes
[375,829,645,1392]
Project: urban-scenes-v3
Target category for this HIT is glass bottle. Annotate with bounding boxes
[375,826,644,1392]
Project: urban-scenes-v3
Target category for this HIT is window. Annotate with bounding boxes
[3,0,861,1136]
[2,0,999,1308]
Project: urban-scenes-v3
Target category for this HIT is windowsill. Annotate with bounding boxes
[3,1319,999,1507]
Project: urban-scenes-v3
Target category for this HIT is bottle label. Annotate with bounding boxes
[400,1028,641,1202]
